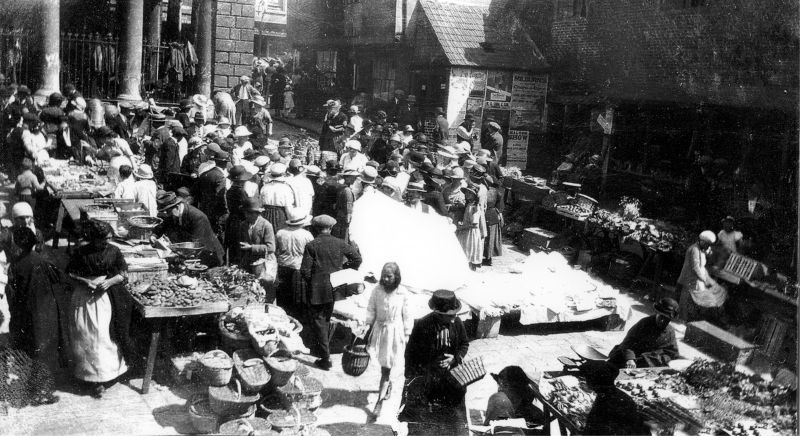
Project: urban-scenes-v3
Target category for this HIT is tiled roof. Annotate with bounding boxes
[409,0,549,71]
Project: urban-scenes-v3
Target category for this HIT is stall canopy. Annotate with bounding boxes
[349,192,470,291]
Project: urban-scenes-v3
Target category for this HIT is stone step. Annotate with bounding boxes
[683,320,756,365]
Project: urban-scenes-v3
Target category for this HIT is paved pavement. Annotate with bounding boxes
[0,120,726,435]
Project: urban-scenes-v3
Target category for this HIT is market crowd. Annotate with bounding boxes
[0,77,726,435]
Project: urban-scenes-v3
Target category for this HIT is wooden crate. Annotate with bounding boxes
[132,298,229,318]
[519,227,559,252]
[684,321,756,365]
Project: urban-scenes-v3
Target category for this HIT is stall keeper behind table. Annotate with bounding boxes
[54,198,96,249]
[130,298,230,394]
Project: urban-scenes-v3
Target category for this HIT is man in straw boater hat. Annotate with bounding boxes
[608,298,679,369]
[250,94,273,138]
[399,290,470,432]
[154,190,225,267]
[259,162,295,233]
[275,208,314,318]
[300,214,362,370]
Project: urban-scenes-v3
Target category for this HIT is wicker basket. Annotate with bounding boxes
[264,351,298,388]
[187,394,219,434]
[127,215,163,240]
[341,344,370,377]
[220,403,257,422]
[200,350,234,386]
[208,379,261,416]
[218,417,274,436]
[218,317,253,351]
[233,349,271,393]
[447,357,486,388]
[266,409,317,433]
[278,376,324,411]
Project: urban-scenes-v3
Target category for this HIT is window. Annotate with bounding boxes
[256,0,287,15]
[372,59,396,102]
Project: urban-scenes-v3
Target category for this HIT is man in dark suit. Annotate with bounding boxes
[55,115,82,161]
[155,190,225,267]
[300,215,362,370]
[194,150,229,235]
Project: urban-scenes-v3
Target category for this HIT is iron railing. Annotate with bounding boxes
[0,29,35,88]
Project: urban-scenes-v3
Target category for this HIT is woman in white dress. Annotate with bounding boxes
[366,262,413,417]
[67,220,133,398]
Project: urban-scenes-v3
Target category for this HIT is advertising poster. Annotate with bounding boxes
[447,68,488,132]
[511,74,548,132]
[485,71,512,108]
[469,70,487,98]
[506,129,529,169]
[466,97,483,122]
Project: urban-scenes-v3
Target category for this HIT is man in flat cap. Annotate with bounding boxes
[300,215,362,370]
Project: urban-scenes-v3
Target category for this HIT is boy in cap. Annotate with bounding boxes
[301,215,362,370]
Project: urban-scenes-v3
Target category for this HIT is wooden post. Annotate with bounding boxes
[600,133,611,197]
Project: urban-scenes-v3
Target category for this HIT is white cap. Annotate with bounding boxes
[11,202,33,219]
[345,140,362,151]
[699,230,717,244]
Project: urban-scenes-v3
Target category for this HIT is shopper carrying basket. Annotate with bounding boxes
[363,262,413,419]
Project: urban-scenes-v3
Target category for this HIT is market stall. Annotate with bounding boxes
[457,251,632,331]
[538,360,797,435]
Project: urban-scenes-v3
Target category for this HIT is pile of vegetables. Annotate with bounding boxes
[587,208,690,253]
[500,166,523,179]
[129,275,227,307]
[547,384,594,429]
[204,266,266,303]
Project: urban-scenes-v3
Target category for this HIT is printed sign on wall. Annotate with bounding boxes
[506,129,530,169]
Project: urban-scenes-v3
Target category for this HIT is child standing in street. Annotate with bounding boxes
[365,262,412,419]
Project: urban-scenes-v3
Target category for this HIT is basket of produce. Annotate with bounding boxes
[259,392,291,415]
[264,350,298,387]
[127,215,163,240]
[171,241,205,258]
[447,356,486,388]
[266,408,317,433]
[278,376,324,410]
[209,379,261,416]
[205,266,267,304]
[127,276,229,316]
[233,349,271,393]
[219,308,253,350]
[186,394,219,434]
[200,350,234,386]
[218,417,275,436]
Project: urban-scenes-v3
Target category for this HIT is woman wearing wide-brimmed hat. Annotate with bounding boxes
[237,197,278,302]
[399,289,469,433]
[319,100,347,164]
[250,94,273,137]
[259,162,295,233]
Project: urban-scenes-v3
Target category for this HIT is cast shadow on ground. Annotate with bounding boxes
[152,403,197,434]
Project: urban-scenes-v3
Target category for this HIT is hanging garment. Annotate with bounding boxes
[167,44,186,82]
[92,44,104,73]
[184,41,198,77]
[104,44,117,76]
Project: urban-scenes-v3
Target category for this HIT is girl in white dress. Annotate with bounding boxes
[366,262,413,416]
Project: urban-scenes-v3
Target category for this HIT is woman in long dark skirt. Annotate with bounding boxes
[224,165,253,264]
[482,176,505,266]
[7,227,70,373]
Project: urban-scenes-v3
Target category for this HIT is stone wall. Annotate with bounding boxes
[213,0,255,90]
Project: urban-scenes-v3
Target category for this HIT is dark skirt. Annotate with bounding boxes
[262,205,287,233]
[483,223,503,259]
[224,216,244,262]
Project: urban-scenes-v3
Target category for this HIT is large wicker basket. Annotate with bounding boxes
[187,394,219,434]
[264,351,297,388]
[341,344,370,377]
[447,356,486,388]
[208,379,261,416]
[233,349,271,393]
[200,350,234,386]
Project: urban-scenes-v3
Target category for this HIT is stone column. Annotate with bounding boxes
[195,0,213,96]
[145,0,162,46]
[35,0,60,100]
[118,0,144,101]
